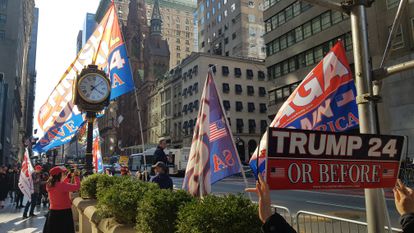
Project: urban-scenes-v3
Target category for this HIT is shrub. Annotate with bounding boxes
[176,194,262,233]
[136,189,194,233]
[96,175,121,200]
[97,177,159,224]
[80,174,103,199]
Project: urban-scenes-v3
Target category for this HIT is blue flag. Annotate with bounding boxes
[249,42,359,177]
[183,71,242,196]
[34,5,135,153]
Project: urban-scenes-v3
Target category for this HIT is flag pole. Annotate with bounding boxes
[112,1,147,175]
[208,66,252,200]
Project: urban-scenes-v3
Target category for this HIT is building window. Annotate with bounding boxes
[234,68,242,77]
[177,46,181,51]
[249,120,256,134]
[231,3,236,12]
[0,30,4,40]
[182,104,188,114]
[387,0,400,9]
[223,100,230,110]
[0,14,6,24]
[247,86,254,96]
[208,64,217,73]
[193,65,198,75]
[201,41,205,48]
[248,102,255,112]
[264,2,312,33]
[236,119,244,133]
[232,33,237,40]
[222,66,229,76]
[236,101,243,111]
[259,87,266,97]
[260,120,267,134]
[188,102,193,112]
[193,83,199,93]
[235,84,242,94]
[260,103,267,113]
[176,38,181,43]
[193,100,199,110]
[223,83,230,93]
[246,69,254,79]
[182,88,187,97]
[391,25,404,50]
[0,0,6,10]
[224,37,229,44]
[258,71,265,80]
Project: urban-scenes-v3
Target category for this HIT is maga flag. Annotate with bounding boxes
[250,41,359,177]
[33,4,134,153]
[183,71,242,197]
[18,149,34,201]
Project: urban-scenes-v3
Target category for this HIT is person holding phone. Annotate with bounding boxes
[43,166,80,233]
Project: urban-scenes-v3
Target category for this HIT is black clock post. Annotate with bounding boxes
[73,64,111,175]
[85,112,96,175]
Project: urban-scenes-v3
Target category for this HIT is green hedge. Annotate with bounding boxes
[97,177,159,224]
[80,174,103,199]
[136,189,194,233]
[176,194,262,233]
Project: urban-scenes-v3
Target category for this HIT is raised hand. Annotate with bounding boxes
[245,174,272,223]
[394,179,414,216]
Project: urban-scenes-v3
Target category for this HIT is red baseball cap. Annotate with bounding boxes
[49,166,67,176]
[35,165,43,171]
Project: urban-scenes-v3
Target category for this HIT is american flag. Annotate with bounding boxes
[383,168,395,178]
[209,119,227,142]
[270,167,285,178]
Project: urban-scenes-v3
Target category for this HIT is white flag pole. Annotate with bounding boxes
[208,66,252,200]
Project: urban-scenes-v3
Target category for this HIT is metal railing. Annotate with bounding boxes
[295,211,403,233]
[271,204,293,226]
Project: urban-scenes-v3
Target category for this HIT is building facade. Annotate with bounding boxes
[263,0,414,157]
[0,0,36,164]
[146,0,196,67]
[148,53,268,162]
[196,0,266,59]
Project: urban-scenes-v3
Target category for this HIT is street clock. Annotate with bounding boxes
[73,64,111,112]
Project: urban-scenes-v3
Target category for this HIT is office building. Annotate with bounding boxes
[264,0,414,157]
[196,0,266,59]
[145,0,196,67]
[0,0,36,164]
[148,53,268,162]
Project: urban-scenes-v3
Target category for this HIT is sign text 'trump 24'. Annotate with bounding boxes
[266,128,405,190]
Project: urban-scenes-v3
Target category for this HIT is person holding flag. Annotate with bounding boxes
[23,165,43,218]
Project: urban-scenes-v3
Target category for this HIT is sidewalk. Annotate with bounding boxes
[0,198,48,233]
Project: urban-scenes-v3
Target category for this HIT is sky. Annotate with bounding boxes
[33,0,101,135]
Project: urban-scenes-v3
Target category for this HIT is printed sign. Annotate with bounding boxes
[266,128,405,190]
[119,155,129,166]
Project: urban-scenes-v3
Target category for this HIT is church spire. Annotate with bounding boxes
[150,0,162,36]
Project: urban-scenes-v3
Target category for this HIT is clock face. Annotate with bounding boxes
[78,73,110,103]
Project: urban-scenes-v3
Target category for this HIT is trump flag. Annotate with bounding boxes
[183,71,242,197]
[250,41,359,177]
[34,3,135,153]
[18,149,34,201]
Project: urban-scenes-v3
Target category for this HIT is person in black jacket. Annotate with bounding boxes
[154,139,168,165]
[394,179,414,233]
[150,162,173,189]
[246,175,296,233]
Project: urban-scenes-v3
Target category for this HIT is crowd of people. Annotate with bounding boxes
[1,138,413,233]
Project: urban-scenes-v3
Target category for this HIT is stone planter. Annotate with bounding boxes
[73,197,98,233]
[84,205,103,233]
[98,218,136,233]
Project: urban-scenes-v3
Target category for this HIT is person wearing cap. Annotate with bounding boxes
[43,166,80,233]
[23,165,43,218]
[150,162,173,189]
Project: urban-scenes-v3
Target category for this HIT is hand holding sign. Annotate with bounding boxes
[245,175,272,223]
[394,179,414,216]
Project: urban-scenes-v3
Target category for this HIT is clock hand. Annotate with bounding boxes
[92,81,104,90]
